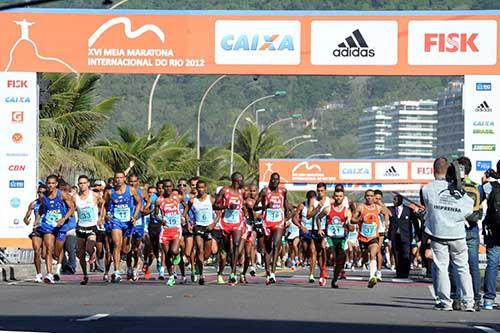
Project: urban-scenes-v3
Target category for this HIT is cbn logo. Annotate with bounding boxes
[221,34,295,51]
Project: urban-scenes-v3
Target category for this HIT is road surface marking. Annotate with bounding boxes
[76,314,109,322]
[474,326,499,333]
[0,331,50,333]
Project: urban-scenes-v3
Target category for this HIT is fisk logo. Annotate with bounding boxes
[424,33,479,53]
[215,20,301,65]
[408,20,497,65]
[7,80,28,88]
[221,34,294,51]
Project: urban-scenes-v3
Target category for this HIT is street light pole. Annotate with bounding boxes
[287,139,318,156]
[147,74,161,136]
[230,91,286,175]
[196,74,227,176]
[305,153,332,159]
[255,108,265,128]
[109,0,128,9]
[283,134,312,145]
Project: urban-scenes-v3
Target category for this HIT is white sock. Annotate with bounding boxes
[256,253,262,265]
[369,260,377,278]
[56,263,62,274]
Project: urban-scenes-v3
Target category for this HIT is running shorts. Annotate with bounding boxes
[29,227,43,239]
[76,225,97,239]
[327,237,347,255]
[111,219,134,237]
[38,223,67,242]
[160,227,182,243]
[359,238,379,252]
[194,225,213,241]
[242,229,256,243]
[263,220,284,237]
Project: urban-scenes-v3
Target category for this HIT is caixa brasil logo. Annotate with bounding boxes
[220,34,295,51]
[5,96,31,103]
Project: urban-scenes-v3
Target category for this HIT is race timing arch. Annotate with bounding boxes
[1,8,499,247]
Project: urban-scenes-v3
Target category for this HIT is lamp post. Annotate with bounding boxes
[287,139,318,156]
[255,108,265,127]
[230,91,286,175]
[283,134,312,145]
[196,74,227,176]
[305,153,332,159]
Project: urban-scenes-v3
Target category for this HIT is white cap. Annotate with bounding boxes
[94,180,106,187]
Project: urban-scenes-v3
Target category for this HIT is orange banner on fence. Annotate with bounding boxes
[0,10,499,75]
[259,159,434,184]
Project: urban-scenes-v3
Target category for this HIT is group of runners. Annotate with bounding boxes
[24,169,416,288]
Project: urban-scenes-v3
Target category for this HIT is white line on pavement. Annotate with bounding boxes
[474,326,500,333]
[76,314,109,322]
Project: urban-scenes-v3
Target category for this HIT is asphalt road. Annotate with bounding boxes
[0,269,499,333]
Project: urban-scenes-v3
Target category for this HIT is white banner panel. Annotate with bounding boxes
[464,75,500,182]
[0,72,38,242]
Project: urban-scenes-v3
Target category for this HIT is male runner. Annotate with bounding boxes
[294,190,318,283]
[24,184,47,283]
[214,172,246,285]
[255,173,292,285]
[92,180,106,274]
[241,184,259,281]
[177,177,193,283]
[35,175,75,284]
[142,185,158,280]
[155,179,185,287]
[56,182,77,279]
[127,174,149,281]
[186,180,215,285]
[353,189,382,288]
[317,188,352,288]
[374,190,391,281]
[310,183,331,286]
[75,175,103,285]
[100,171,142,283]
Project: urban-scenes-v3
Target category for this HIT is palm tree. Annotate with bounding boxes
[233,122,288,183]
[39,73,118,179]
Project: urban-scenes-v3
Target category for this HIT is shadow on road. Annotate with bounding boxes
[0,316,480,333]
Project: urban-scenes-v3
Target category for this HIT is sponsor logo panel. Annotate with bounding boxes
[339,162,372,180]
[476,82,492,91]
[408,20,497,65]
[9,180,25,188]
[310,20,398,65]
[472,144,496,151]
[10,198,21,208]
[374,162,408,180]
[11,111,24,124]
[476,160,492,171]
[215,20,301,65]
[411,162,434,180]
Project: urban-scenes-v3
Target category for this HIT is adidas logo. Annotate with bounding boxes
[474,101,492,112]
[333,29,375,58]
[384,166,400,177]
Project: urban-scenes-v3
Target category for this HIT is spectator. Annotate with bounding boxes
[420,157,474,311]
[480,160,500,310]
[388,194,419,279]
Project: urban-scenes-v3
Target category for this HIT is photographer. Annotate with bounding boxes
[420,157,474,311]
[480,160,500,311]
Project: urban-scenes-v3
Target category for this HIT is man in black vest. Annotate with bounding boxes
[388,194,420,279]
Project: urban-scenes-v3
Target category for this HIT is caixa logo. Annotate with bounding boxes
[5,96,31,103]
[220,34,295,51]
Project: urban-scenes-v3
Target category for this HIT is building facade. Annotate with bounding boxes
[436,81,464,158]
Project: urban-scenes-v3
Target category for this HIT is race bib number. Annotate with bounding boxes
[164,213,181,228]
[302,218,313,230]
[195,208,212,226]
[361,223,377,238]
[224,209,240,224]
[78,207,95,224]
[347,231,358,241]
[114,205,131,222]
[328,222,345,238]
[266,208,283,223]
[45,211,62,227]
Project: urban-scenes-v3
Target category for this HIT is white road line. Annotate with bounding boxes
[474,326,500,333]
[76,314,109,322]
[345,276,363,281]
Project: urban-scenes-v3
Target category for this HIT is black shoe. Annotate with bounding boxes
[474,300,481,312]
[452,299,462,311]
[331,281,339,289]
[80,276,89,285]
[434,303,453,311]
[54,273,60,281]
[199,278,205,286]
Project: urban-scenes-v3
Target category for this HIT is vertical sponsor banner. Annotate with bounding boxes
[464,75,500,183]
[0,72,37,247]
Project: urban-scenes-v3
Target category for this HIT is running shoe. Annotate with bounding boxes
[452,299,462,311]
[111,271,122,284]
[319,277,326,287]
[167,275,175,287]
[229,273,237,285]
[191,272,197,283]
[44,273,55,284]
[199,277,205,286]
[143,266,151,280]
[103,274,110,282]
[434,303,453,311]
[367,277,378,288]
[339,270,346,280]
[80,276,89,285]
[126,267,133,281]
[474,300,481,312]
[217,275,225,285]
[34,273,43,283]
[180,276,187,284]
[308,274,315,283]
[249,266,256,277]
[132,270,139,282]
[158,266,165,280]
[269,273,276,284]
[239,274,247,284]
[265,276,271,285]
[483,301,494,311]
[173,255,181,266]
[375,270,382,281]
[331,280,339,289]
[54,271,61,282]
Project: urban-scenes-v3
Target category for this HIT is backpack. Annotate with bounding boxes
[486,182,500,226]
[463,181,482,224]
